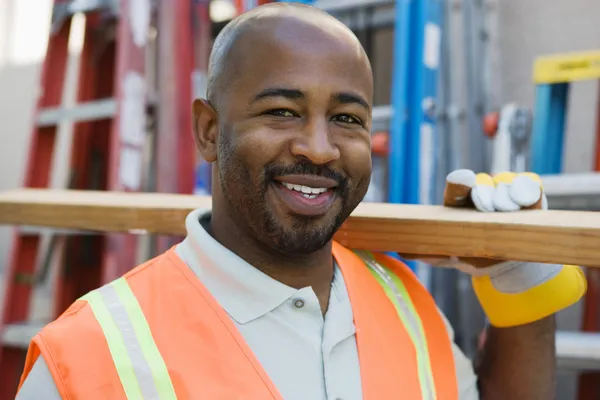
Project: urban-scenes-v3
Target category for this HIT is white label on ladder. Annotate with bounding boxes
[423,23,441,69]
[420,123,434,205]
[120,71,146,147]
[119,147,143,190]
[192,70,209,99]
[129,0,151,47]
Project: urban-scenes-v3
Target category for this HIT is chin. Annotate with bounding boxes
[261,214,340,256]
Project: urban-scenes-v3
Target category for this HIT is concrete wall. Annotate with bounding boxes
[498,0,600,173]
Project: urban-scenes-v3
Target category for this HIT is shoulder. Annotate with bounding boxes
[16,357,61,400]
[42,250,174,333]
[369,251,480,398]
[19,252,178,398]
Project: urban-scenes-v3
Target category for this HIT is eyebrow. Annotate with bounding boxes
[332,92,370,111]
[252,88,305,103]
[251,87,370,111]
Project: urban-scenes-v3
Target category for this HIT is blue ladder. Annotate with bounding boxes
[531,50,600,174]
[389,0,444,206]
[388,0,444,278]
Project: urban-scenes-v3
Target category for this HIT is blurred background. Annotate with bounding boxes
[0,0,600,398]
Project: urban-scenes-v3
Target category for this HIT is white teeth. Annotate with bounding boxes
[282,182,328,195]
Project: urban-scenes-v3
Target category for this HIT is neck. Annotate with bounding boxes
[210,204,335,313]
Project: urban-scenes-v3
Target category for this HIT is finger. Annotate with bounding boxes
[509,174,542,208]
[456,257,501,268]
[398,253,463,269]
[492,183,521,211]
[523,192,548,210]
[471,173,495,212]
[492,171,518,185]
[398,254,502,270]
[444,169,476,207]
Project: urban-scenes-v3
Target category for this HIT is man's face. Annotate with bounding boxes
[208,18,373,255]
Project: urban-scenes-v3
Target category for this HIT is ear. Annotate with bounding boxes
[193,99,218,162]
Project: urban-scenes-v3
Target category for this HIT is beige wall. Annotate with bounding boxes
[0,62,41,276]
[498,0,600,173]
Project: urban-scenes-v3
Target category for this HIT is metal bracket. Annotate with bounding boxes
[37,98,117,127]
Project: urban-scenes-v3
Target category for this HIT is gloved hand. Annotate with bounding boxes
[402,169,587,328]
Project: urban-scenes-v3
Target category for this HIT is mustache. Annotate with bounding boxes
[264,161,347,187]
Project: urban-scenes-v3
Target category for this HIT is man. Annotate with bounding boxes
[16,3,586,399]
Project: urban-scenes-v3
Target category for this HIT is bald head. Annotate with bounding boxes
[206,3,370,109]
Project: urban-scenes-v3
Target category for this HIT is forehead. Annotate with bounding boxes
[225,16,373,102]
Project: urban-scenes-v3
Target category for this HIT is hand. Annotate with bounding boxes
[399,169,586,328]
[400,169,547,269]
[443,169,547,212]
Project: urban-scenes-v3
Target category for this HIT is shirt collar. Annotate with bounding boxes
[176,208,302,324]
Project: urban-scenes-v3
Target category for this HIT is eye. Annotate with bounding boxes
[333,114,362,126]
[265,109,297,118]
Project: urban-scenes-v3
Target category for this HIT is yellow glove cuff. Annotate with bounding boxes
[472,265,587,328]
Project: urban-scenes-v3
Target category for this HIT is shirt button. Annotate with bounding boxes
[293,299,305,309]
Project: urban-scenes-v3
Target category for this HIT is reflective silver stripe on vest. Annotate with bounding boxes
[98,283,162,400]
[82,276,178,400]
[355,251,437,400]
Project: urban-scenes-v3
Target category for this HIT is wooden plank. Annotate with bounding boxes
[1,188,599,267]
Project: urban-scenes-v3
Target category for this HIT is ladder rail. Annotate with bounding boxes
[0,1,154,397]
[0,10,73,398]
[529,49,600,399]
[153,0,202,255]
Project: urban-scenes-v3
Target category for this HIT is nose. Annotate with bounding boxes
[289,119,340,165]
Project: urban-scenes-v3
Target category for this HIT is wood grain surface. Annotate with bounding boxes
[1,188,599,267]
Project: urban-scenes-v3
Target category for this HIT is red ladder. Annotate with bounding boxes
[153,0,208,254]
[577,82,600,400]
[0,0,207,395]
[0,0,149,396]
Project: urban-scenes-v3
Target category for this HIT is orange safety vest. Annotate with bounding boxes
[18,241,458,400]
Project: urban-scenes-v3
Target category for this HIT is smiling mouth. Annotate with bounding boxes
[271,180,337,217]
[280,182,329,199]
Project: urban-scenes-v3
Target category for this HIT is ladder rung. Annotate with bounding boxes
[37,98,117,127]
[372,104,393,121]
[543,172,600,197]
[543,173,600,211]
[51,0,120,34]
[1,323,45,348]
[65,0,117,14]
[372,104,393,133]
[556,331,600,371]
[53,0,118,20]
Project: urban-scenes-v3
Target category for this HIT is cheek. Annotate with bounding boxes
[233,127,287,167]
[220,126,285,183]
[341,139,372,181]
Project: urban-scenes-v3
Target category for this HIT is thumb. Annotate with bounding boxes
[444,169,476,207]
[508,173,545,210]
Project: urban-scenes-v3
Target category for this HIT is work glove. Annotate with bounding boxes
[402,169,587,328]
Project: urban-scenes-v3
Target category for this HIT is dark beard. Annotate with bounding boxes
[218,136,366,256]
[259,160,350,255]
[260,194,348,255]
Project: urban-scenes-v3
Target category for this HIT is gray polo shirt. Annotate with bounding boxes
[17,209,478,399]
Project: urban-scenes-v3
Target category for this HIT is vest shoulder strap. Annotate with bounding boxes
[19,253,178,400]
[353,249,459,400]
